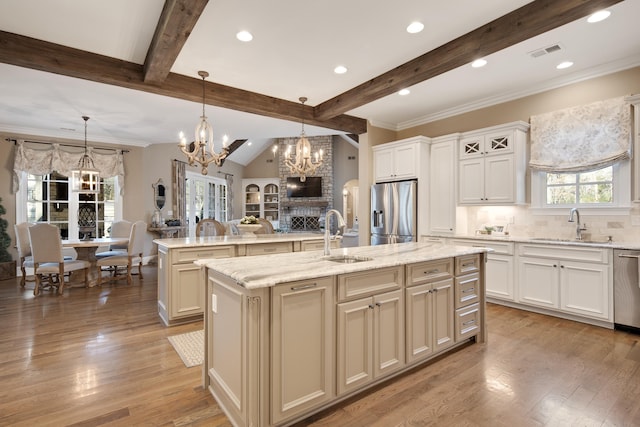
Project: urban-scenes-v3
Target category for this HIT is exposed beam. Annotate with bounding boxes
[314,0,625,120]
[143,0,209,84]
[218,139,247,166]
[0,30,367,135]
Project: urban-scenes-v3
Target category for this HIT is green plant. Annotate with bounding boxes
[0,197,12,262]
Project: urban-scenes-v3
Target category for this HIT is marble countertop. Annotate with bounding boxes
[196,241,488,289]
[153,232,333,249]
[426,234,640,250]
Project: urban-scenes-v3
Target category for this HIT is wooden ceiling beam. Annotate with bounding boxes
[143,0,209,84]
[0,30,367,135]
[313,0,625,121]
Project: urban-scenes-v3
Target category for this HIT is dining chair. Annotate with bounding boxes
[96,220,146,286]
[28,223,91,296]
[95,220,132,260]
[14,222,34,287]
[195,219,226,237]
[255,218,275,234]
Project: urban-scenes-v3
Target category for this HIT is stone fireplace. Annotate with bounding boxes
[277,135,333,232]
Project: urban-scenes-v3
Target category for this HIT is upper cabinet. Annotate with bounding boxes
[429,134,460,235]
[458,121,529,205]
[373,137,429,183]
[242,178,280,227]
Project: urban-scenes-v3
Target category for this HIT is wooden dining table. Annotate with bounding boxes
[62,237,129,287]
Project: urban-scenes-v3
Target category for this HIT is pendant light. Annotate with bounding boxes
[71,116,99,193]
[284,97,323,182]
[178,70,229,175]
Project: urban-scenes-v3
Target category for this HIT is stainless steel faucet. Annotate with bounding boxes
[568,208,587,240]
[324,209,346,256]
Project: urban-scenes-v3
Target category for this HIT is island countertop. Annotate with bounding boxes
[153,232,332,249]
[197,241,489,289]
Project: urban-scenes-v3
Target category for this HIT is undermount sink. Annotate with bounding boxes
[325,255,373,264]
[530,238,610,244]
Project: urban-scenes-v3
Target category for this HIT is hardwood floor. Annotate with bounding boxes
[1,268,639,426]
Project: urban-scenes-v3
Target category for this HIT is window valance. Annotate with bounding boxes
[529,96,632,172]
[12,141,125,194]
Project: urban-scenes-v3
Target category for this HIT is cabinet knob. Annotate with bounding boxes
[560,265,565,268]
[368,304,375,309]
[375,302,382,307]
[553,264,557,268]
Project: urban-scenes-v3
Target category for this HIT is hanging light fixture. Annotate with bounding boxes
[71,116,100,193]
[178,70,228,175]
[284,97,323,182]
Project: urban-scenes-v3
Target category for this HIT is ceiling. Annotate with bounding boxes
[0,0,639,166]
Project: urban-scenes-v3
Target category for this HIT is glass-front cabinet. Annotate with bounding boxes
[242,178,279,229]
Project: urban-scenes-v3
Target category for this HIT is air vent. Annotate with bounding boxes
[529,43,563,58]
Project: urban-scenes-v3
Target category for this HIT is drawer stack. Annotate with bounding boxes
[454,254,481,342]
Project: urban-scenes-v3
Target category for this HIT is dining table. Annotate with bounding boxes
[62,237,129,287]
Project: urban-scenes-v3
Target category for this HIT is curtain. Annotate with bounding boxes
[529,96,632,172]
[225,174,234,220]
[172,159,186,232]
[12,141,126,193]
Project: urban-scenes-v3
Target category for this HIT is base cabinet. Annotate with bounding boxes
[336,289,404,395]
[271,277,335,425]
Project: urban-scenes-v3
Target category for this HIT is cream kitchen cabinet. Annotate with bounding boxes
[405,258,454,364]
[372,136,429,183]
[242,178,279,227]
[336,266,404,395]
[458,121,528,205]
[429,135,459,235]
[271,277,335,425]
[517,244,612,322]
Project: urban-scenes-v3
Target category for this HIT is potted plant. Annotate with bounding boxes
[0,197,17,280]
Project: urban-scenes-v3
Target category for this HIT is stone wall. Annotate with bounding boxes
[277,136,333,231]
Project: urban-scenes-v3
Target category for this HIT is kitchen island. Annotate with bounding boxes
[154,233,340,326]
[199,241,489,427]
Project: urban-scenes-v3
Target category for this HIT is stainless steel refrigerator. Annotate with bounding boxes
[370,180,417,245]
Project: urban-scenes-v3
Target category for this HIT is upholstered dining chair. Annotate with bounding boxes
[255,218,275,234]
[195,219,226,237]
[14,222,34,287]
[95,220,132,260]
[96,220,146,286]
[28,223,91,296]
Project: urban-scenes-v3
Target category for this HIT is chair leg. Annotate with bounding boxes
[20,258,26,287]
[34,274,41,296]
[138,259,143,280]
[96,265,102,286]
[126,264,132,286]
[84,268,88,287]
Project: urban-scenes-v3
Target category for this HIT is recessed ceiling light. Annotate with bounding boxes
[406,21,424,34]
[236,30,253,42]
[471,59,487,68]
[587,10,611,23]
[334,65,348,74]
[247,141,253,146]
[556,61,574,69]
[398,89,410,96]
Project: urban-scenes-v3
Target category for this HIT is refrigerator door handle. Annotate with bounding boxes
[372,210,383,228]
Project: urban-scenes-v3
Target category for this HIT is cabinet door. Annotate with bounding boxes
[373,290,404,378]
[405,283,434,364]
[518,256,559,309]
[337,297,373,395]
[459,158,484,204]
[484,155,514,203]
[484,131,514,156]
[429,141,456,234]
[157,248,170,325]
[432,279,454,353]
[374,148,395,182]
[170,263,205,319]
[393,143,417,180]
[560,261,610,320]
[459,136,484,159]
[271,278,335,424]
[486,254,515,301]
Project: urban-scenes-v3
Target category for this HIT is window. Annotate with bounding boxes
[532,160,630,214]
[185,172,228,237]
[17,172,122,238]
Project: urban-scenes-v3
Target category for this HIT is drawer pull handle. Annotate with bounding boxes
[424,269,439,274]
[463,319,476,326]
[462,288,475,293]
[197,253,213,258]
[264,248,277,252]
[290,283,317,291]
[461,262,475,268]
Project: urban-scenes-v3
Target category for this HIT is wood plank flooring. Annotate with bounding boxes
[1,268,639,426]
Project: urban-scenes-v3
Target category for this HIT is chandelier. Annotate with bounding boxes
[284,97,323,182]
[71,116,100,193]
[179,70,229,175]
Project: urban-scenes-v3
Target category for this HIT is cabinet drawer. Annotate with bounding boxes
[406,258,453,287]
[299,239,340,252]
[337,266,403,302]
[455,303,481,342]
[455,273,480,309]
[455,254,480,276]
[449,239,514,256]
[518,244,608,263]
[175,246,235,263]
[245,242,292,256]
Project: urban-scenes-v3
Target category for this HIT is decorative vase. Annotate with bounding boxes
[237,224,263,235]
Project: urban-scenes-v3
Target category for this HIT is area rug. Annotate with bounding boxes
[167,330,204,368]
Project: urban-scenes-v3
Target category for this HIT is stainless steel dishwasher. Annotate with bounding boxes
[614,249,640,333]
